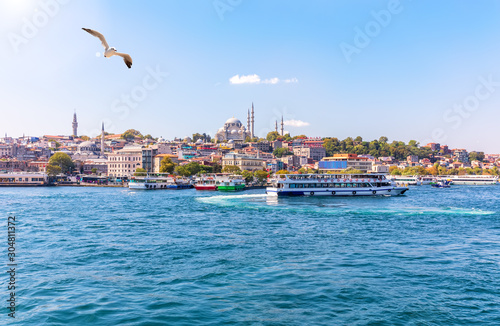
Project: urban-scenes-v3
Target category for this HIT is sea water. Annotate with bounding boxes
[1,186,499,325]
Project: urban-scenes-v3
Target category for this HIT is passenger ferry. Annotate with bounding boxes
[266,173,408,197]
[194,173,230,191]
[419,176,437,185]
[0,172,49,186]
[217,175,245,192]
[437,175,498,185]
[129,174,193,190]
[386,175,421,186]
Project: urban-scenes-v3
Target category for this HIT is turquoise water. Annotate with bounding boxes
[2,186,500,325]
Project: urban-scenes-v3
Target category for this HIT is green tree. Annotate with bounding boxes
[174,165,190,177]
[266,131,280,142]
[222,165,241,174]
[159,157,176,174]
[49,152,74,174]
[379,136,388,143]
[241,170,254,183]
[275,170,289,175]
[292,134,307,140]
[80,135,90,141]
[134,168,147,176]
[212,162,222,173]
[273,147,292,158]
[46,164,62,176]
[121,129,143,141]
[254,170,269,184]
[469,151,485,162]
[91,168,97,174]
[144,134,153,140]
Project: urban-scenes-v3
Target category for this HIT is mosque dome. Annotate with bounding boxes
[225,117,241,124]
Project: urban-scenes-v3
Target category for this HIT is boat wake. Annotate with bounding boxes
[196,194,495,216]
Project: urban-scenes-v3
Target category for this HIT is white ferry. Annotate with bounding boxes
[266,174,408,197]
[386,175,421,186]
[438,175,498,185]
[0,172,49,186]
[419,176,436,185]
[129,174,193,190]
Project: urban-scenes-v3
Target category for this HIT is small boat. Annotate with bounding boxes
[431,179,451,188]
[217,175,245,192]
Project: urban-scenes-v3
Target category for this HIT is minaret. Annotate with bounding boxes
[275,120,278,133]
[247,109,250,136]
[72,111,78,137]
[280,115,284,136]
[100,122,105,156]
[251,102,255,139]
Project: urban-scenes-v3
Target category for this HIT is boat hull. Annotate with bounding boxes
[266,186,408,197]
[217,185,245,192]
[194,185,217,191]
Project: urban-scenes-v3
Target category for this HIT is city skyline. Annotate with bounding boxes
[1,1,500,152]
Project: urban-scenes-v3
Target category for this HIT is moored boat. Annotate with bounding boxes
[194,173,231,191]
[266,173,408,197]
[437,175,498,185]
[0,172,49,186]
[386,175,421,186]
[217,175,245,192]
[129,174,193,190]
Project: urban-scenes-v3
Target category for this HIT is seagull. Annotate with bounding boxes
[82,28,132,69]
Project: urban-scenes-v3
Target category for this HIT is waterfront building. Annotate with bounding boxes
[318,154,373,172]
[107,146,143,178]
[293,146,326,161]
[83,158,108,175]
[222,153,266,171]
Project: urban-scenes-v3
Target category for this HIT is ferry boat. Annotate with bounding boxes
[194,173,230,191]
[386,175,421,186]
[0,172,49,186]
[217,175,245,192]
[129,174,193,190]
[266,173,408,197]
[419,176,436,185]
[437,175,498,185]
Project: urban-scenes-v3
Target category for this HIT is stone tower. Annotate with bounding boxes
[101,122,105,156]
[280,115,284,136]
[72,112,78,137]
[251,102,255,139]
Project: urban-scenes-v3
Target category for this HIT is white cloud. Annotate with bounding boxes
[229,74,298,85]
[262,77,279,84]
[284,119,310,127]
[229,74,261,84]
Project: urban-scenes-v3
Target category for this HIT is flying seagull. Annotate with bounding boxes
[82,28,132,69]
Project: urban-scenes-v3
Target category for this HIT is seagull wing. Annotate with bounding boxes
[115,52,133,69]
[82,28,109,49]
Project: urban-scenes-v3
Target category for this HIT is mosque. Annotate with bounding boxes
[214,103,255,142]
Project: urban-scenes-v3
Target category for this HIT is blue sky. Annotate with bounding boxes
[1,0,500,152]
